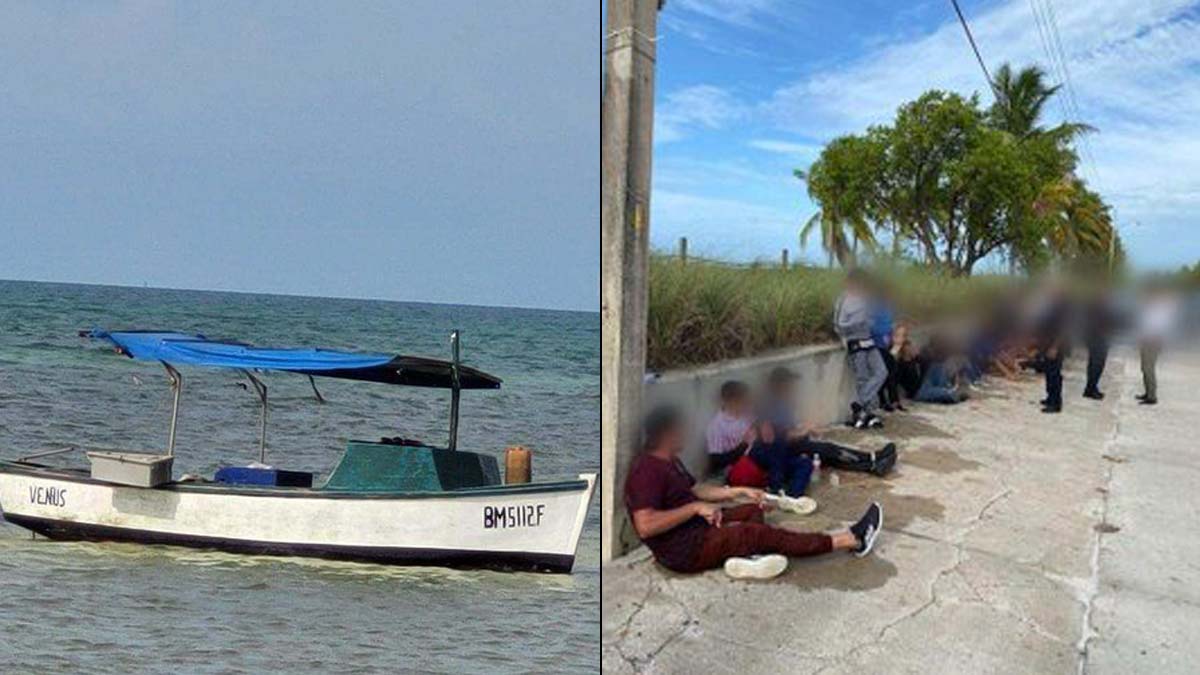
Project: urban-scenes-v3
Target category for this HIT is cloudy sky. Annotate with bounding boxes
[0,2,599,311]
[651,0,1200,269]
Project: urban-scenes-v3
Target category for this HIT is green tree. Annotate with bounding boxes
[795,134,882,268]
[798,63,1119,277]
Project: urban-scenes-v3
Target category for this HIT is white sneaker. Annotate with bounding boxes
[723,554,788,580]
[766,492,818,515]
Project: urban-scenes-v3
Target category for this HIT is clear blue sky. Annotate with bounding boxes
[650,0,1200,270]
[0,2,599,311]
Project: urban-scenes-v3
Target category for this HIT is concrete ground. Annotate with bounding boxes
[602,347,1200,674]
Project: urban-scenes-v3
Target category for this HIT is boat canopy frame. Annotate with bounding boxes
[82,329,498,463]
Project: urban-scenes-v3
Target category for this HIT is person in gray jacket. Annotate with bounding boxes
[834,270,888,428]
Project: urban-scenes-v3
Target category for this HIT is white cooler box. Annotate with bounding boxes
[86,451,174,487]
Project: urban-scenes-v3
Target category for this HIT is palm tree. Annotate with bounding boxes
[795,157,878,268]
[989,64,1058,137]
[989,63,1095,273]
[1036,177,1114,262]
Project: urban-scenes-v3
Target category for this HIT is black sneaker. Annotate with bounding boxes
[871,451,897,476]
[1135,393,1148,401]
[1041,404,1061,414]
[1139,397,1157,405]
[850,502,882,557]
[878,442,897,457]
[867,415,884,429]
[1083,390,1105,400]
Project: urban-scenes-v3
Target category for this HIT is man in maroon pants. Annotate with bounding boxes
[625,406,882,578]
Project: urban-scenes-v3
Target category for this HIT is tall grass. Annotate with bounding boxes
[647,254,1010,371]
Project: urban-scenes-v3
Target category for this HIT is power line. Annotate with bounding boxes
[948,0,997,95]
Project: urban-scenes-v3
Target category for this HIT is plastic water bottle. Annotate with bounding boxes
[830,471,840,488]
[811,454,821,484]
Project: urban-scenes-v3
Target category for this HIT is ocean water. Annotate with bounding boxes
[0,280,599,674]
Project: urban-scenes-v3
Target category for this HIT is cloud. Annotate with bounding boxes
[747,139,822,158]
[675,0,1200,267]
[655,84,747,144]
[667,0,783,30]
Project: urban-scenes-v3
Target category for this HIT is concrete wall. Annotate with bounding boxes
[609,341,857,557]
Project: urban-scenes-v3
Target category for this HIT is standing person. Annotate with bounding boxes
[704,381,757,475]
[872,290,903,412]
[1082,290,1114,400]
[1034,287,1070,414]
[624,405,883,578]
[1137,284,1180,405]
[834,270,888,428]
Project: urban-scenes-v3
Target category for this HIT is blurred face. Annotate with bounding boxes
[770,380,794,402]
[727,393,749,416]
[757,420,776,444]
[660,424,684,455]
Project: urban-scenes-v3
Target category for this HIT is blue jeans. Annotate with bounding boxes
[750,440,813,497]
[916,362,967,404]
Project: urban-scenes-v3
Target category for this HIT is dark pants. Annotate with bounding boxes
[751,441,813,497]
[1141,341,1161,399]
[683,504,833,573]
[1085,341,1108,394]
[878,347,900,407]
[1044,352,1064,408]
[791,437,888,473]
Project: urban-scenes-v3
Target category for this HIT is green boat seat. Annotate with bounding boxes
[322,440,501,492]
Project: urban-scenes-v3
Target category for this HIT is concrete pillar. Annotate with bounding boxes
[601,0,660,563]
[781,248,789,269]
[679,236,688,264]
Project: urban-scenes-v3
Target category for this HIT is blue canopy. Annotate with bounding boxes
[83,329,501,389]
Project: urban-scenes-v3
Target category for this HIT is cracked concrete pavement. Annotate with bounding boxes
[602,347,1200,674]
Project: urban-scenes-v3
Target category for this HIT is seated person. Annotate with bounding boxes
[893,329,923,400]
[763,366,896,474]
[625,406,883,576]
[705,380,756,476]
[747,418,814,497]
[915,336,969,404]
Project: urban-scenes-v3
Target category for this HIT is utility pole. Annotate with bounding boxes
[601,0,661,563]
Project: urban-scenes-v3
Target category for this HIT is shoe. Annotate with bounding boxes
[867,415,884,429]
[871,451,897,476]
[1039,398,1049,406]
[894,403,907,412]
[1138,397,1157,405]
[1135,393,1148,401]
[853,412,867,429]
[724,554,788,580]
[850,502,882,557]
[878,442,897,457]
[1083,390,1104,400]
[767,493,817,515]
[881,403,895,412]
[1041,404,1061,414]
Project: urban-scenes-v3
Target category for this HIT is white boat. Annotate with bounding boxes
[0,329,595,573]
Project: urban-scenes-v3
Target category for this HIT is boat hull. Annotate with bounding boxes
[0,464,595,573]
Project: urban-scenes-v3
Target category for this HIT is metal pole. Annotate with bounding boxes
[241,369,269,464]
[679,236,687,264]
[448,330,461,451]
[601,0,661,563]
[162,362,182,457]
